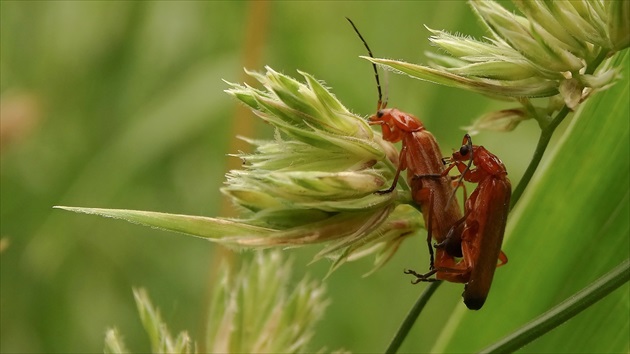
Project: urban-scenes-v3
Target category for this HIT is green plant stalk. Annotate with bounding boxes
[510,49,610,209]
[510,105,570,210]
[480,259,630,354]
[385,281,442,354]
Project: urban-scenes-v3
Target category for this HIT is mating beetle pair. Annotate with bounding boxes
[348,18,511,310]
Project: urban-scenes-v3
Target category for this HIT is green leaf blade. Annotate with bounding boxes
[53,206,275,241]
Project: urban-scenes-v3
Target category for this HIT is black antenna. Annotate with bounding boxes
[447,134,475,208]
[345,17,385,111]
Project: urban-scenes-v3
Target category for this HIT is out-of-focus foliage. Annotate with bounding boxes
[105,252,330,354]
[3,1,625,354]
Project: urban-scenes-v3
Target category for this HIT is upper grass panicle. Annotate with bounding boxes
[362,0,629,134]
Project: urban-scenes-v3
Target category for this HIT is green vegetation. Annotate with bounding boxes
[2,2,627,353]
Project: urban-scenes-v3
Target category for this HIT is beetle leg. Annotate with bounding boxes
[404,268,439,283]
[376,143,407,194]
[434,214,465,258]
[411,173,442,181]
[497,251,508,267]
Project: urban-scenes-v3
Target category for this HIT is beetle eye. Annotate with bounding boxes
[377,110,384,118]
[459,145,470,156]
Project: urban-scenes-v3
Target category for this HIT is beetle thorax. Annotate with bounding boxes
[378,108,424,133]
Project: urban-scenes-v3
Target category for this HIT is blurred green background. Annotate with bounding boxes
[1,1,627,353]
